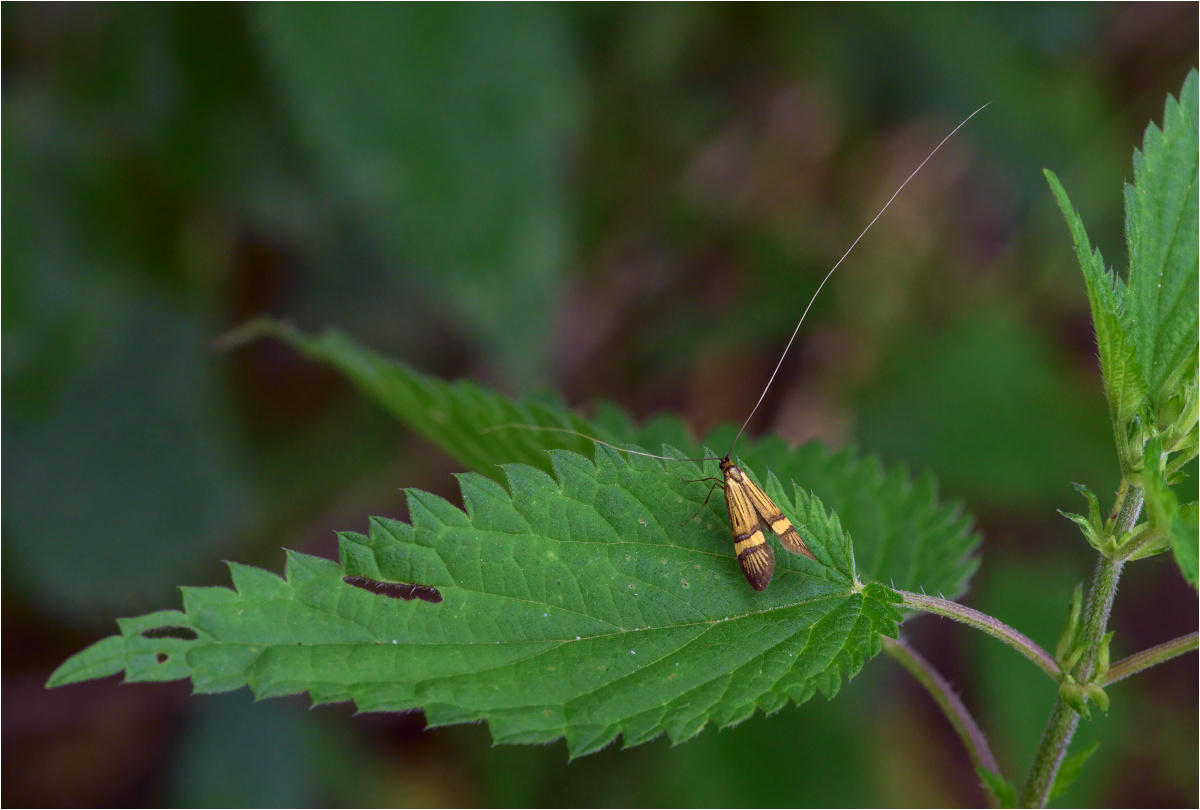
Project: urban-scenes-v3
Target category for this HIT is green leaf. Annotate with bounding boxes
[1049,741,1101,800]
[253,5,582,383]
[51,446,905,758]
[1171,516,1200,589]
[224,319,981,601]
[1083,683,1110,715]
[1059,482,1109,553]
[1124,70,1199,410]
[745,439,980,602]
[977,767,1017,808]
[1161,374,1199,463]
[1074,482,1103,530]
[1094,631,1114,682]
[1055,584,1083,664]
[1044,168,1145,471]
[1058,681,1091,720]
[1143,438,1199,589]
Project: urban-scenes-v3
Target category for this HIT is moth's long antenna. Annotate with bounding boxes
[481,423,721,463]
[726,102,990,454]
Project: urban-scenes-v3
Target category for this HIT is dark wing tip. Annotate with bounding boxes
[778,526,817,561]
[737,541,775,592]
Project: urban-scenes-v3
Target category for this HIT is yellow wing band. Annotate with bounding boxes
[735,533,774,592]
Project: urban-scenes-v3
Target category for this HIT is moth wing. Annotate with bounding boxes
[741,475,816,561]
[724,476,775,591]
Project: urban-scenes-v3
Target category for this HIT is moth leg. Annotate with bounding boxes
[681,477,723,524]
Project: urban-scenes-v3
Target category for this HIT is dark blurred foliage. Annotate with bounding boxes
[3,4,1196,807]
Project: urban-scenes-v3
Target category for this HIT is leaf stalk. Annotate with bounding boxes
[882,636,1002,808]
[1102,631,1199,685]
[895,590,1061,679]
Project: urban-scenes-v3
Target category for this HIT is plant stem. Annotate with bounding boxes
[1018,485,1142,808]
[882,636,1002,808]
[1075,556,1126,677]
[1112,486,1146,546]
[896,590,1061,679]
[1103,631,1199,685]
[1018,699,1080,808]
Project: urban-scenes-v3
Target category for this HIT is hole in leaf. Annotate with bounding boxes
[156,653,168,664]
[141,626,199,640]
[343,575,442,603]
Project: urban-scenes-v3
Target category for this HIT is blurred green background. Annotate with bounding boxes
[4,4,1196,807]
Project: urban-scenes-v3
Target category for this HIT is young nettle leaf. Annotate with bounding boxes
[1058,680,1091,720]
[1044,169,1145,473]
[1142,438,1199,589]
[1058,484,1106,553]
[1055,584,1084,666]
[1124,70,1199,413]
[1044,70,1199,478]
[50,445,905,757]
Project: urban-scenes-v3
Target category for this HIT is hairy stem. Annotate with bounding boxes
[1018,486,1142,807]
[896,590,1061,679]
[883,636,1002,808]
[1075,556,1126,678]
[1018,700,1080,808]
[1103,631,1199,685]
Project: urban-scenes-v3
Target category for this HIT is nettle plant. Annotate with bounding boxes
[52,73,1198,807]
